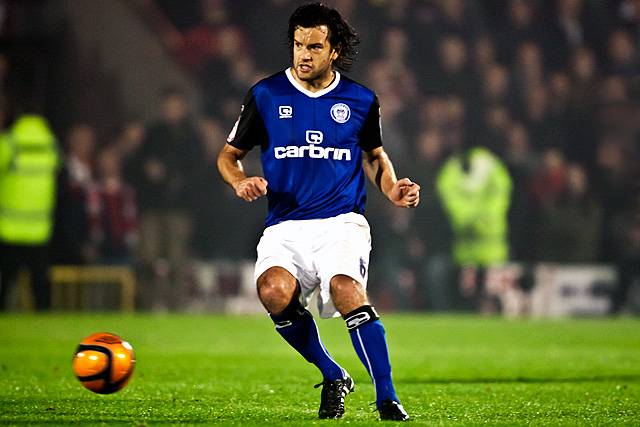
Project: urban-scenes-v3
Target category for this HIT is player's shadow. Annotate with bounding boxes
[398,374,640,384]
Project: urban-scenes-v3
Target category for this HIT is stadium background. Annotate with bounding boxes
[1,0,639,315]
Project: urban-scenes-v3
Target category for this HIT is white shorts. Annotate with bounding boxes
[254,212,371,318]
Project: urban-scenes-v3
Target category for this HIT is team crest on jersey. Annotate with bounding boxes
[330,103,351,123]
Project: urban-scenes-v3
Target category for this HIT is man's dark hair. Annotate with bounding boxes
[287,2,360,72]
[160,85,186,100]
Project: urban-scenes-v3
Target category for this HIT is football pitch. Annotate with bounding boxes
[1,314,639,425]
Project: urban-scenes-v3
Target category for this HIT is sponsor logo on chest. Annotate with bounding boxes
[274,129,351,161]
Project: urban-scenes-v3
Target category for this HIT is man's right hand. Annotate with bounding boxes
[233,176,268,202]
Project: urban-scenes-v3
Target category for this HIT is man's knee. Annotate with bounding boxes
[330,275,380,331]
[330,274,369,315]
[257,266,297,314]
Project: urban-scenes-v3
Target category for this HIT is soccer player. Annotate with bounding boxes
[217,2,418,421]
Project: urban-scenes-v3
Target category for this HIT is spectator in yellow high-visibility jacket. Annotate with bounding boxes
[437,145,512,267]
[437,145,512,310]
[0,114,59,310]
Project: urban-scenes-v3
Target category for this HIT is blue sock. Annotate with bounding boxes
[270,300,344,381]
[345,305,399,406]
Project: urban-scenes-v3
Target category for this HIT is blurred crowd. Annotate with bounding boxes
[1,0,639,313]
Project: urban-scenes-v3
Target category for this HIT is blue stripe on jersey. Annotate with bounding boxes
[252,69,377,227]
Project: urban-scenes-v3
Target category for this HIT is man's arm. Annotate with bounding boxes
[217,143,268,202]
[363,146,420,208]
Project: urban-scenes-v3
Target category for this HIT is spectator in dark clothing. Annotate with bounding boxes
[607,28,640,77]
[543,71,573,154]
[511,41,546,115]
[593,135,638,262]
[494,0,542,66]
[543,0,609,71]
[411,129,454,310]
[130,87,205,311]
[504,123,538,262]
[86,145,138,265]
[479,103,511,155]
[366,26,418,168]
[114,117,147,192]
[608,187,640,313]
[529,147,567,207]
[114,118,146,167]
[472,35,497,74]
[522,84,563,151]
[242,0,293,73]
[433,0,486,42]
[52,123,97,265]
[200,26,259,120]
[535,163,602,262]
[565,46,599,165]
[173,0,237,72]
[428,34,478,102]
[480,63,512,107]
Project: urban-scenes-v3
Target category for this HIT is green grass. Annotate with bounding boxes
[0,314,639,425]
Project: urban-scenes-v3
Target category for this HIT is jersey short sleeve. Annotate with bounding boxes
[358,95,383,152]
[227,90,268,150]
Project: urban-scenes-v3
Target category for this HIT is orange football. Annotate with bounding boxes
[72,332,135,394]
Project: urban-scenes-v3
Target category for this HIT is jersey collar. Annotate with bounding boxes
[285,68,341,98]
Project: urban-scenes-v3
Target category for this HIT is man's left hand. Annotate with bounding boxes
[389,178,420,208]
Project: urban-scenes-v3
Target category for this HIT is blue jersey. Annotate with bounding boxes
[227,69,383,227]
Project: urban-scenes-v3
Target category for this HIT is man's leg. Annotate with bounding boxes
[0,243,21,310]
[258,266,345,381]
[166,212,192,311]
[331,274,409,421]
[137,211,164,310]
[26,245,51,311]
[258,266,351,419]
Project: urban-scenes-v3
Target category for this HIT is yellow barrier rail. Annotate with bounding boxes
[49,265,136,312]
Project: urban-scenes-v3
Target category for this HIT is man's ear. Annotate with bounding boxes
[331,45,341,61]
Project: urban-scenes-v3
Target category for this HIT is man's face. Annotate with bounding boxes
[292,25,338,82]
[162,95,187,124]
